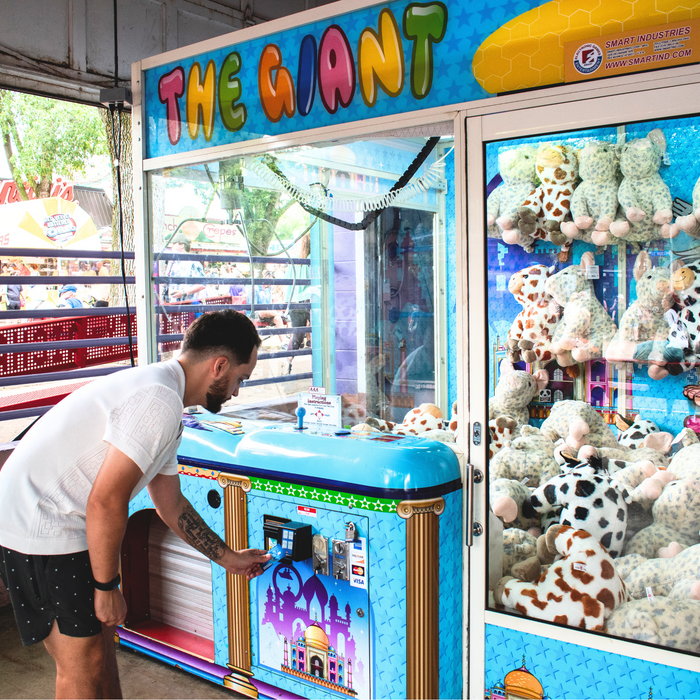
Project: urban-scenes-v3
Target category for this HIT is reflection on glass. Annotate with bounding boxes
[486,115,700,654]
[147,128,453,426]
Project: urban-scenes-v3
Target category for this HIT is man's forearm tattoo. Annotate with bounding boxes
[178,504,226,561]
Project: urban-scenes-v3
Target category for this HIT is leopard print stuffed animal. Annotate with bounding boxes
[488,145,538,240]
[494,525,627,631]
[489,362,549,427]
[606,129,675,246]
[560,141,621,246]
[540,399,620,452]
[545,251,617,365]
[501,143,578,253]
[604,251,674,378]
[506,264,560,364]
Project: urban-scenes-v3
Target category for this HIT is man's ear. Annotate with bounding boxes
[212,355,231,377]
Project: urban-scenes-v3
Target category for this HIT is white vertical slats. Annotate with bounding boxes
[148,517,215,640]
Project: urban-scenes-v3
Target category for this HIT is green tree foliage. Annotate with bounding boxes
[0,90,108,199]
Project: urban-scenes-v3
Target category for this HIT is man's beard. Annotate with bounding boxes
[205,375,231,413]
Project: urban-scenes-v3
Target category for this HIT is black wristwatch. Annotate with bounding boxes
[93,573,121,591]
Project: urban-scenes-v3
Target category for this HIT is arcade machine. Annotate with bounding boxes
[125,3,463,697]
[129,0,700,697]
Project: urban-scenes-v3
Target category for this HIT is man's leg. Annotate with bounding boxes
[43,621,122,699]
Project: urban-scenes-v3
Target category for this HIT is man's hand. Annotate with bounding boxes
[94,588,127,627]
[221,548,271,580]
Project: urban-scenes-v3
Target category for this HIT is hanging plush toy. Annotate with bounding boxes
[500,143,579,253]
[544,251,618,366]
[601,129,676,247]
[560,141,621,246]
[489,362,549,427]
[505,263,560,364]
[487,145,539,240]
[666,261,700,374]
[604,251,675,378]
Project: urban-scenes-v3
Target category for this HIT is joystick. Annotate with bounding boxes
[295,406,307,430]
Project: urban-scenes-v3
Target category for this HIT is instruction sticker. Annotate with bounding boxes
[298,392,342,430]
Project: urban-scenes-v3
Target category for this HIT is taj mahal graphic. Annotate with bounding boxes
[260,564,365,696]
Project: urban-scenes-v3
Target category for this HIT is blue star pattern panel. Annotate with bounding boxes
[485,624,700,699]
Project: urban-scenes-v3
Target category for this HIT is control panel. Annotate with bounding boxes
[263,514,365,583]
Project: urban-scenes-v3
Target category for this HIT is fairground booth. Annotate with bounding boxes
[127,1,700,698]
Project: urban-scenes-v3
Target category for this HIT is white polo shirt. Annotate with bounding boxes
[0,359,186,555]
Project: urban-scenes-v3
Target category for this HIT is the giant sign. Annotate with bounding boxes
[142,0,700,159]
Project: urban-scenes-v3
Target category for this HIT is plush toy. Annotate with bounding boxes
[494,525,627,630]
[603,129,675,246]
[490,478,540,531]
[488,146,539,240]
[505,264,561,364]
[489,425,562,487]
[489,363,549,426]
[529,456,630,557]
[545,252,617,365]
[502,528,539,578]
[666,442,700,481]
[540,399,620,452]
[614,414,662,449]
[560,141,621,245]
[604,252,674,379]
[666,261,700,374]
[605,579,700,651]
[618,543,700,600]
[393,403,443,435]
[489,415,517,460]
[501,143,579,253]
[624,478,700,558]
[668,173,700,239]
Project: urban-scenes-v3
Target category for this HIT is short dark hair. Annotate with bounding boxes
[181,310,261,365]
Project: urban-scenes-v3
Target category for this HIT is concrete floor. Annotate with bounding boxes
[0,605,243,699]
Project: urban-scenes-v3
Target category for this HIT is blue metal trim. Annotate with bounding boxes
[0,248,135,260]
[7,276,134,285]
[156,303,309,313]
[0,406,53,420]
[0,366,127,387]
[177,455,463,500]
[242,372,313,387]
[0,307,133,319]
[155,276,310,286]
[0,336,138,353]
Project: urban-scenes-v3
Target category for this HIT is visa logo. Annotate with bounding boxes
[353,577,364,585]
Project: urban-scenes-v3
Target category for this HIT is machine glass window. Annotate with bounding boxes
[485,114,700,652]
[147,124,454,426]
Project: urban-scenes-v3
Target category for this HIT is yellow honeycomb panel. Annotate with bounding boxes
[472,0,700,94]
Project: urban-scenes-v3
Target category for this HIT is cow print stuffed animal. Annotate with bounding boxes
[494,524,627,631]
[529,455,631,558]
[506,264,561,364]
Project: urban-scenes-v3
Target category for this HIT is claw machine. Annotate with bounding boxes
[467,69,700,700]
[130,0,700,697]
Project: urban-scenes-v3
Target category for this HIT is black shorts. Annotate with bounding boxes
[0,546,102,646]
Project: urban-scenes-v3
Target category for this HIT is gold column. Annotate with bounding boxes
[218,473,258,698]
[397,497,445,700]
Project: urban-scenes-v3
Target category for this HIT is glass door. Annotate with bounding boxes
[467,82,700,699]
